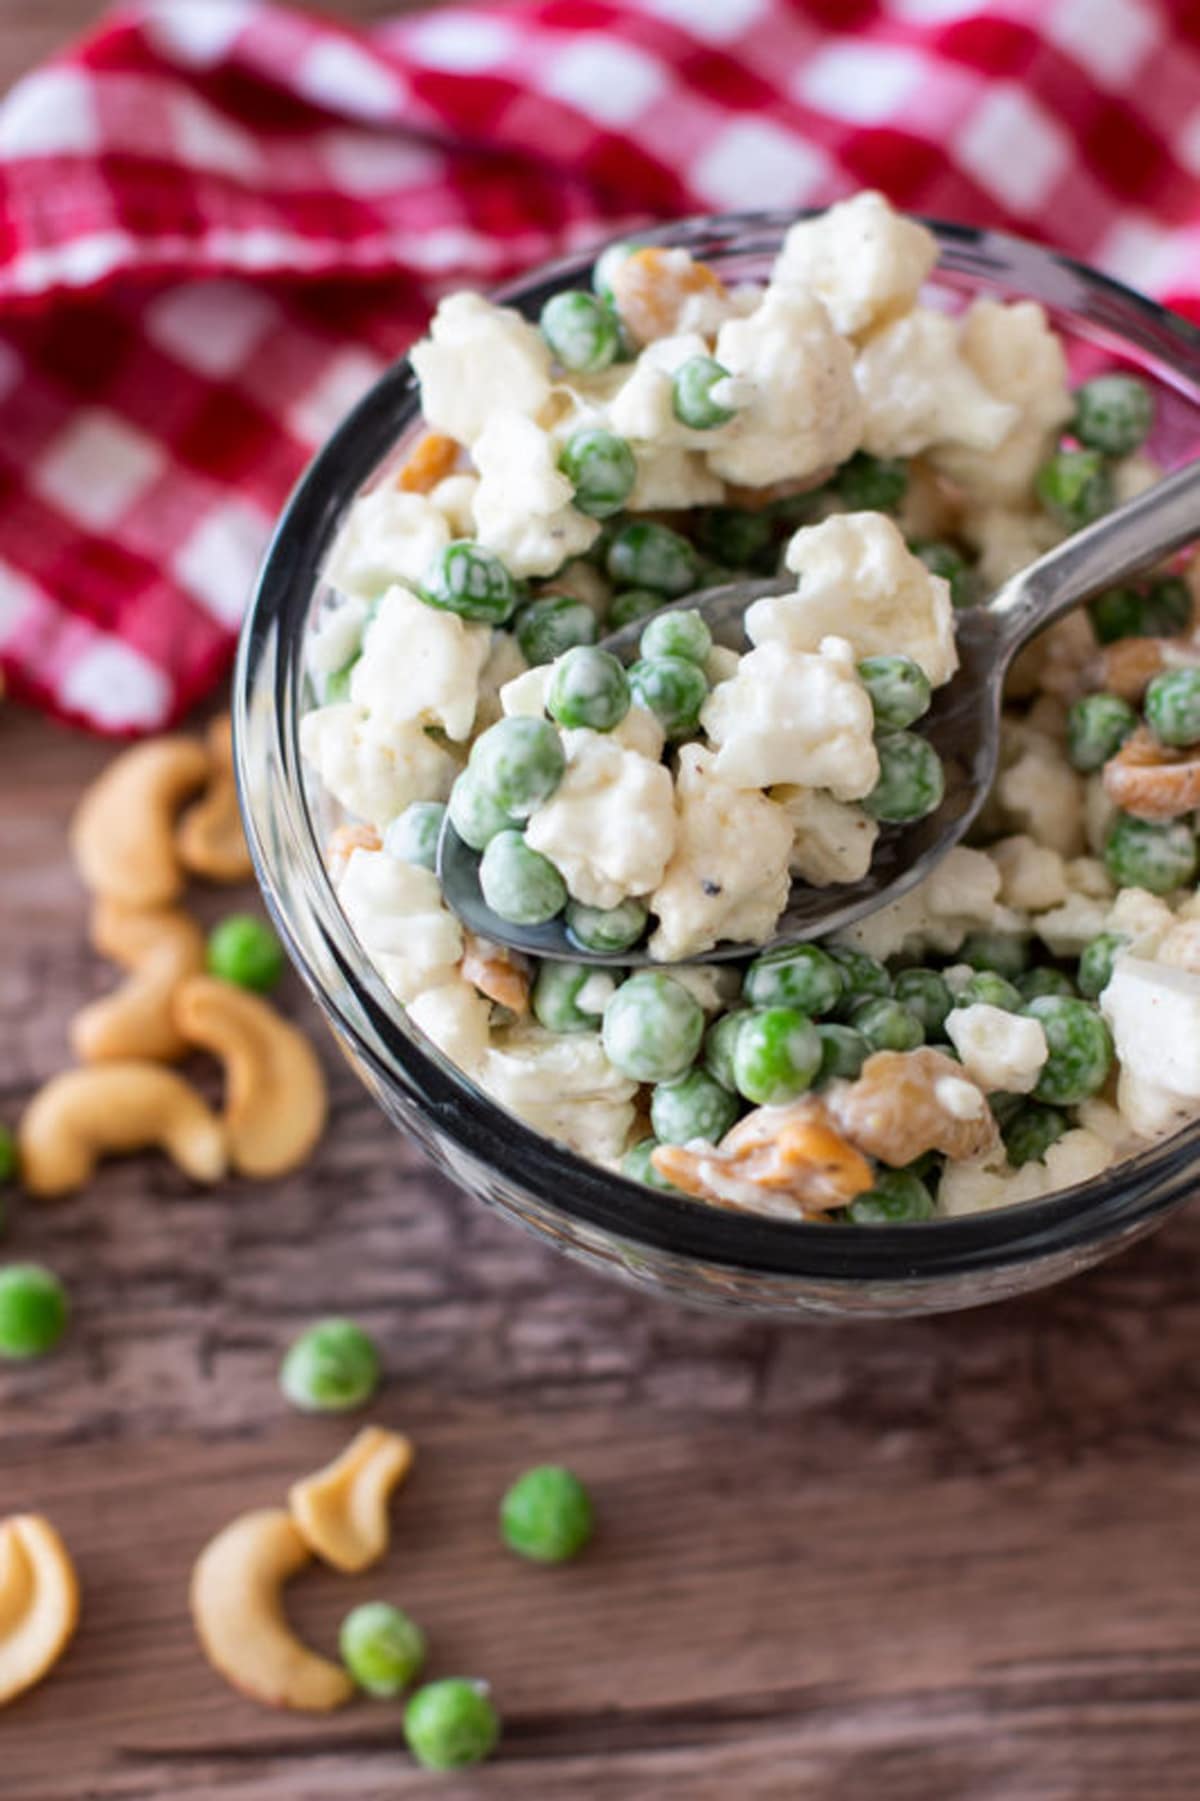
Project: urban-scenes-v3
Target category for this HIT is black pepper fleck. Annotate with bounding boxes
[701,878,722,896]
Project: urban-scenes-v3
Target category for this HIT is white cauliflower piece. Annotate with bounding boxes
[774,785,879,885]
[1102,955,1200,1103]
[988,835,1068,913]
[667,965,744,1015]
[751,511,958,687]
[307,594,370,678]
[480,1025,637,1162]
[428,472,479,537]
[1032,892,1110,958]
[336,847,463,1003]
[855,308,1018,459]
[996,737,1085,857]
[525,730,676,910]
[962,505,1062,589]
[706,289,862,489]
[930,299,1073,506]
[648,745,793,961]
[939,1129,1114,1215]
[411,292,553,445]
[1115,1069,1200,1140]
[1111,451,1163,505]
[500,661,554,719]
[500,663,665,761]
[608,332,742,450]
[701,635,879,800]
[299,703,458,829]
[407,979,492,1073]
[835,845,1019,962]
[350,586,490,743]
[628,444,724,510]
[325,487,451,602]
[945,1003,1048,1094]
[473,630,529,732]
[770,191,937,338]
[1107,887,1175,957]
[538,557,611,616]
[472,412,599,577]
[1156,918,1200,973]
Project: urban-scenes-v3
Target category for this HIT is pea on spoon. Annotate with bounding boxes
[438,461,1200,965]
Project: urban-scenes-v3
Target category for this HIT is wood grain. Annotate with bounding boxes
[6,6,1200,1798]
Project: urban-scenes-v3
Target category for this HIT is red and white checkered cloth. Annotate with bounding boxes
[1,0,1198,734]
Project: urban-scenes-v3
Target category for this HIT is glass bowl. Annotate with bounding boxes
[234,213,1200,1319]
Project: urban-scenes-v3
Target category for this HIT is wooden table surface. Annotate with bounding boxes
[6,6,1200,1799]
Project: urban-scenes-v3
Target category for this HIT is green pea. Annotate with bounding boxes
[1145,667,1200,748]
[627,655,708,738]
[733,1007,822,1106]
[744,944,844,1017]
[540,290,620,372]
[1077,931,1129,1000]
[607,588,662,631]
[606,521,700,596]
[565,897,648,954]
[546,645,630,732]
[0,1264,68,1360]
[1146,576,1193,636]
[848,996,924,1052]
[672,355,738,429]
[532,961,614,1033]
[892,967,952,1036]
[1072,373,1154,456]
[500,1464,594,1563]
[559,427,637,519]
[207,915,285,994]
[1002,1101,1069,1169]
[404,1678,501,1771]
[1025,995,1113,1106]
[0,1125,16,1187]
[695,506,774,570]
[1104,811,1198,895]
[469,716,565,818]
[1066,692,1138,771]
[479,831,567,925]
[1015,966,1077,1003]
[954,971,1024,1012]
[816,1023,870,1084]
[421,540,520,624]
[1089,586,1152,644]
[703,1009,748,1092]
[912,539,974,608]
[863,732,945,823]
[857,655,932,732]
[834,451,907,512]
[384,801,446,871]
[280,1319,380,1412]
[1035,448,1113,531]
[639,608,712,666]
[829,946,892,1013]
[515,594,597,666]
[621,1137,683,1191]
[603,973,705,1083]
[959,931,1031,980]
[651,1068,740,1146]
[447,770,517,851]
[592,240,640,304]
[340,1603,426,1698]
[847,1169,935,1224]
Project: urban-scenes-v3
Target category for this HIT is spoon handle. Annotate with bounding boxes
[987,459,1200,654]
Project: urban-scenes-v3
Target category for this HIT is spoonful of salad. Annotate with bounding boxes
[438,460,1200,966]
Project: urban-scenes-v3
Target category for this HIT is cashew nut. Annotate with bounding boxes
[176,715,254,884]
[70,737,210,907]
[190,1509,353,1712]
[173,977,327,1179]
[0,1515,80,1707]
[18,1063,226,1197]
[71,900,207,1064]
[288,1427,413,1574]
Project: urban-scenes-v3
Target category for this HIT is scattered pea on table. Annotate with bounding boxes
[279,1318,381,1413]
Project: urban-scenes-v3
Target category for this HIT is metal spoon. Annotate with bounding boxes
[440,461,1200,965]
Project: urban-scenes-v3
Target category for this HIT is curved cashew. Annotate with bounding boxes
[18,1063,226,1197]
[0,1516,80,1707]
[173,977,326,1178]
[1102,727,1200,822]
[461,933,530,1016]
[71,900,207,1063]
[176,716,254,884]
[70,738,210,907]
[289,1427,413,1574]
[190,1509,353,1712]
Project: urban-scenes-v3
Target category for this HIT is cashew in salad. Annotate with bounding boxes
[609,245,726,345]
[69,738,210,908]
[460,934,531,1016]
[652,1098,873,1217]
[396,431,460,494]
[71,900,206,1064]
[0,1516,80,1708]
[288,1426,414,1574]
[1102,726,1200,822]
[827,1048,1000,1167]
[18,1064,227,1197]
[176,715,253,884]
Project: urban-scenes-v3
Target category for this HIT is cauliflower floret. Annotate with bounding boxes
[473,630,529,732]
[751,512,958,687]
[350,586,490,743]
[1107,887,1175,957]
[1155,918,1200,973]
[929,299,1073,506]
[996,736,1085,858]
[325,488,451,602]
[648,745,793,961]
[667,965,744,1015]
[608,332,742,449]
[706,289,862,489]
[1102,957,1200,1137]
[700,635,879,800]
[336,847,463,1003]
[407,978,492,1074]
[536,557,611,617]
[525,730,676,910]
[480,1025,637,1162]
[299,703,458,829]
[938,1128,1114,1215]
[774,785,879,885]
[411,292,553,445]
[855,308,1018,459]
[1111,451,1163,505]
[945,1003,1048,1094]
[307,594,371,678]
[988,835,1068,913]
[1032,893,1110,958]
[628,444,725,510]
[500,661,554,719]
[428,472,479,537]
[472,412,600,578]
[770,191,937,338]
[961,505,1063,589]
[836,846,1020,962]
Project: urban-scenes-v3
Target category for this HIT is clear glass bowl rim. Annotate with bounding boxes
[235,209,1200,1287]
